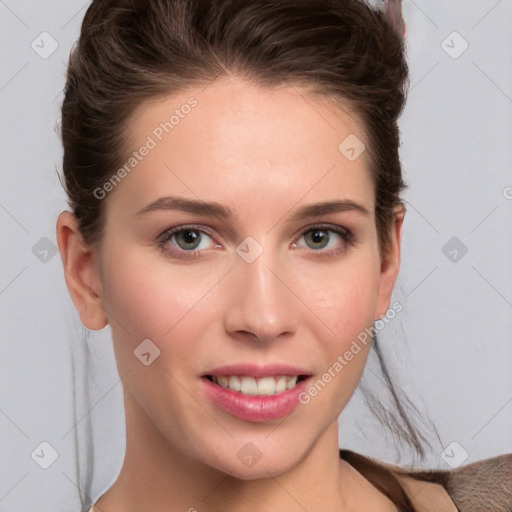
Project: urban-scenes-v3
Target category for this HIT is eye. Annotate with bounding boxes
[156,225,217,257]
[156,223,356,259]
[293,224,355,257]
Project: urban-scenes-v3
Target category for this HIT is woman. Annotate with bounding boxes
[55,0,511,510]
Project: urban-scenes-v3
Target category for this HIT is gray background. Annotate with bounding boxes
[1,1,511,511]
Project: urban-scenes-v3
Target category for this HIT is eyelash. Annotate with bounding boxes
[156,223,356,259]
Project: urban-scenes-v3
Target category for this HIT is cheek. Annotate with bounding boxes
[296,262,379,415]
[294,253,380,343]
[99,248,226,361]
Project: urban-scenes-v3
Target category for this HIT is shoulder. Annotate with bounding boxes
[443,453,512,512]
[341,448,457,511]
[385,453,512,512]
[390,471,458,512]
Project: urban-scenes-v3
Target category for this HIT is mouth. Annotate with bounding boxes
[200,372,313,422]
[202,374,310,397]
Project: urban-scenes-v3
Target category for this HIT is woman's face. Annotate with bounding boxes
[62,78,403,479]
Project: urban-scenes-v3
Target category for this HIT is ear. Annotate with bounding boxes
[374,205,405,321]
[56,211,108,330]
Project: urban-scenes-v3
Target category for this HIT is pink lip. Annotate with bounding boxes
[203,363,311,378]
[200,375,312,422]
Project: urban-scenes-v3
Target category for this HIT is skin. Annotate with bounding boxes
[57,77,406,511]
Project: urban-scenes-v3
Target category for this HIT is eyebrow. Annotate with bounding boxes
[135,196,370,221]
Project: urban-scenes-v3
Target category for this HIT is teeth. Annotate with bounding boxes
[286,375,298,389]
[228,375,241,391]
[257,377,275,395]
[275,376,287,393]
[241,376,258,395]
[217,376,229,388]
[209,375,303,396]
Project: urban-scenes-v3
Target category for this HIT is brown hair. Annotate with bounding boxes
[59,1,440,510]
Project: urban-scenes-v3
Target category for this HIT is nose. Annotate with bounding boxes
[223,243,298,344]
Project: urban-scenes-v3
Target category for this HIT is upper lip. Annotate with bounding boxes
[203,363,312,378]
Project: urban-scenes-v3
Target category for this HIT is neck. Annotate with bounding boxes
[93,391,363,511]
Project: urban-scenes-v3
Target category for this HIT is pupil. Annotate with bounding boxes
[310,229,328,248]
[180,230,199,248]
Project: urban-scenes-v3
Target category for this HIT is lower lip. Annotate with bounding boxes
[200,376,311,422]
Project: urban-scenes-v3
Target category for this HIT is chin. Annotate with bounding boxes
[196,438,304,481]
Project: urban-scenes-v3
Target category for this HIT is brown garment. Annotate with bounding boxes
[341,449,512,512]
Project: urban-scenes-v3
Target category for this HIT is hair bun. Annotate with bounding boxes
[382,0,407,40]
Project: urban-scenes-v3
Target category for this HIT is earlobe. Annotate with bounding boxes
[56,211,108,330]
[374,205,406,321]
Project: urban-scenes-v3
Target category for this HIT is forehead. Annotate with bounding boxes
[110,78,374,216]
